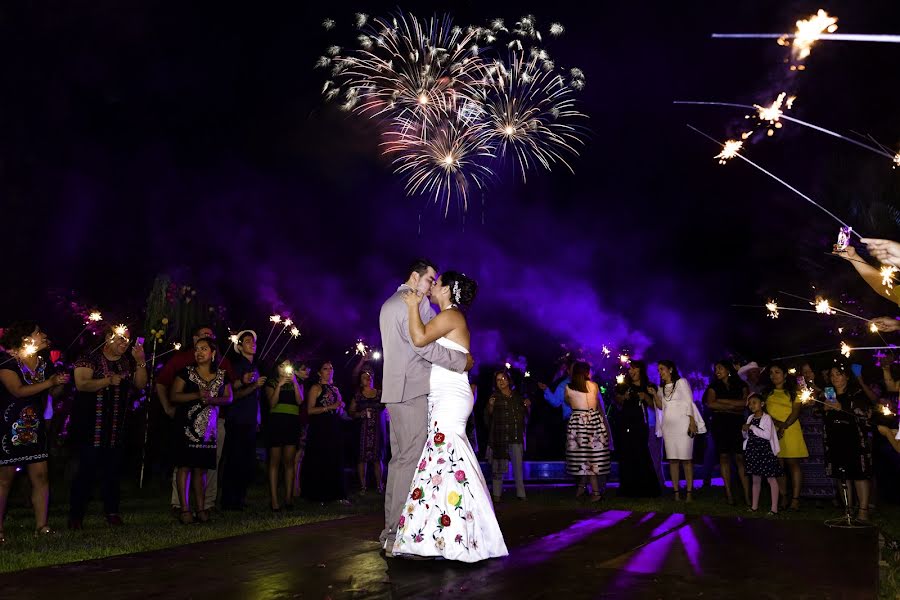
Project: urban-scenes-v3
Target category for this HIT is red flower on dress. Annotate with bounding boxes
[434,432,446,444]
[398,515,406,529]
[455,470,466,482]
[411,488,423,500]
[440,514,451,527]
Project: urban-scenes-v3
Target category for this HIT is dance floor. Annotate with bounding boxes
[0,500,877,599]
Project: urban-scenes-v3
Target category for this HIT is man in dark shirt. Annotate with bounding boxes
[222,330,267,510]
[157,324,236,511]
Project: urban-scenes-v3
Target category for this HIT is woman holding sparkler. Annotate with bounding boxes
[301,361,349,504]
[764,363,808,511]
[265,358,303,511]
[703,360,750,505]
[349,367,385,495]
[822,364,876,521]
[613,361,661,498]
[654,360,701,502]
[0,322,69,539]
[171,338,233,524]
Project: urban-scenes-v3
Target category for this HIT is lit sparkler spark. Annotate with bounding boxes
[602,345,611,357]
[615,374,625,385]
[882,404,895,417]
[284,319,293,327]
[881,265,898,290]
[174,343,182,350]
[715,139,743,164]
[350,339,370,356]
[894,152,900,168]
[523,370,530,377]
[871,323,880,333]
[505,362,512,369]
[373,351,383,360]
[113,324,128,338]
[290,326,300,338]
[21,339,38,357]
[88,311,102,323]
[619,353,630,364]
[814,297,834,315]
[270,315,282,324]
[840,341,852,358]
[781,9,838,61]
[284,365,294,375]
[229,334,239,345]
[755,92,787,126]
[799,388,813,403]
[766,300,780,319]
[788,368,797,375]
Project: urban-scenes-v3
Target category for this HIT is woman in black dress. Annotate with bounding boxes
[0,322,69,539]
[265,358,303,510]
[703,360,750,505]
[613,361,661,497]
[301,361,349,504]
[823,364,876,521]
[349,368,385,495]
[171,338,232,523]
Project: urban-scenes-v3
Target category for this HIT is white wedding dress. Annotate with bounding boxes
[392,337,508,562]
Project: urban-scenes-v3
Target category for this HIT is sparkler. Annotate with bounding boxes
[372,351,383,361]
[675,101,897,162]
[260,315,281,358]
[766,301,780,319]
[262,318,294,361]
[618,353,630,365]
[154,342,184,361]
[840,342,852,358]
[687,125,861,237]
[881,404,895,417]
[272,326,301,365]
[815,297,834,315]
[881,266,898,290]
[715,140,743,164]
[65,310,104,354]
[615,374,626,385]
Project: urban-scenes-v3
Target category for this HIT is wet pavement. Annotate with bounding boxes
[0,501,877,599]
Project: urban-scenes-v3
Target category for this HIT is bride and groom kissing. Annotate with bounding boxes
[378,259,508,563]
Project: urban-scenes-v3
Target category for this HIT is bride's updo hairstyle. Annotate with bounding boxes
[441,271,478,308]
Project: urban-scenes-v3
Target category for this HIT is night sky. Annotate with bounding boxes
[3,1,900,374]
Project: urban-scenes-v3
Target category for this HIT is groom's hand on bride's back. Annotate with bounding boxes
[465,354,475,372]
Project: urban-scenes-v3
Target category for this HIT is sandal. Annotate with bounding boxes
[766,511,778,517]
[789,497,801,511]
[196,510,210,523]
[747,507,758,513]
[179,510,194,525]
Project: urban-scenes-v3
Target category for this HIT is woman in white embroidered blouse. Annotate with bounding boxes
[653,360,697,502]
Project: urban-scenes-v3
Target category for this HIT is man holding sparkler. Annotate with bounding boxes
[222,330,266,511]
[378,259,473,555]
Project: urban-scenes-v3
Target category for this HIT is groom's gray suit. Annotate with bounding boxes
[379,284,468,547]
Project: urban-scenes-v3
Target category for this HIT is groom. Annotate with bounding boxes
[379,258,473,554]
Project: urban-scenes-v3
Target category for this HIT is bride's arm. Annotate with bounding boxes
[408,303,459,347]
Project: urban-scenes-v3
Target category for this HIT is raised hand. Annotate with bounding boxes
[871,316,900,333]
[861,238,900,268]
[401,289,422,308]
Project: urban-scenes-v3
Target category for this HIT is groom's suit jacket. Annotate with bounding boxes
[379,284,468,404]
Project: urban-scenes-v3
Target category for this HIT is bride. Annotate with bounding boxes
[391,271,508,562]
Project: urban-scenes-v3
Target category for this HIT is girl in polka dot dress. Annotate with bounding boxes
[742,393,783,515]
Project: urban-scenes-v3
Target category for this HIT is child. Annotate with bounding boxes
[743,393,783,515]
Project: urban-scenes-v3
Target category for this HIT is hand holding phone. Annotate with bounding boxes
[824,386,837,403]
[851,364,863,378]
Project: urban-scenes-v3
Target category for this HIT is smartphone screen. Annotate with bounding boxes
[136,336,145,345]
[796,376,809,391]
[824,387,837,403]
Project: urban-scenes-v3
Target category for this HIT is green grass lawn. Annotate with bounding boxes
[2,477,900,598]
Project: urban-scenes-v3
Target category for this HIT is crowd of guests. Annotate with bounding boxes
[3,249,900,538]
[532,352,900,520]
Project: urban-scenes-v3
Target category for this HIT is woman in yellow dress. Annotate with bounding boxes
[764,363,808,511]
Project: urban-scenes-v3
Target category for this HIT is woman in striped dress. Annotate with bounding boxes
[564,362,611,502]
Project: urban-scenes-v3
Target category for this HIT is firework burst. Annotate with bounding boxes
[479,52,587,180]
[317,12,587,212]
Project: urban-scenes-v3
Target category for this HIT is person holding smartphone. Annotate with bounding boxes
[822,364,877,521]
[69,324,147,529]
